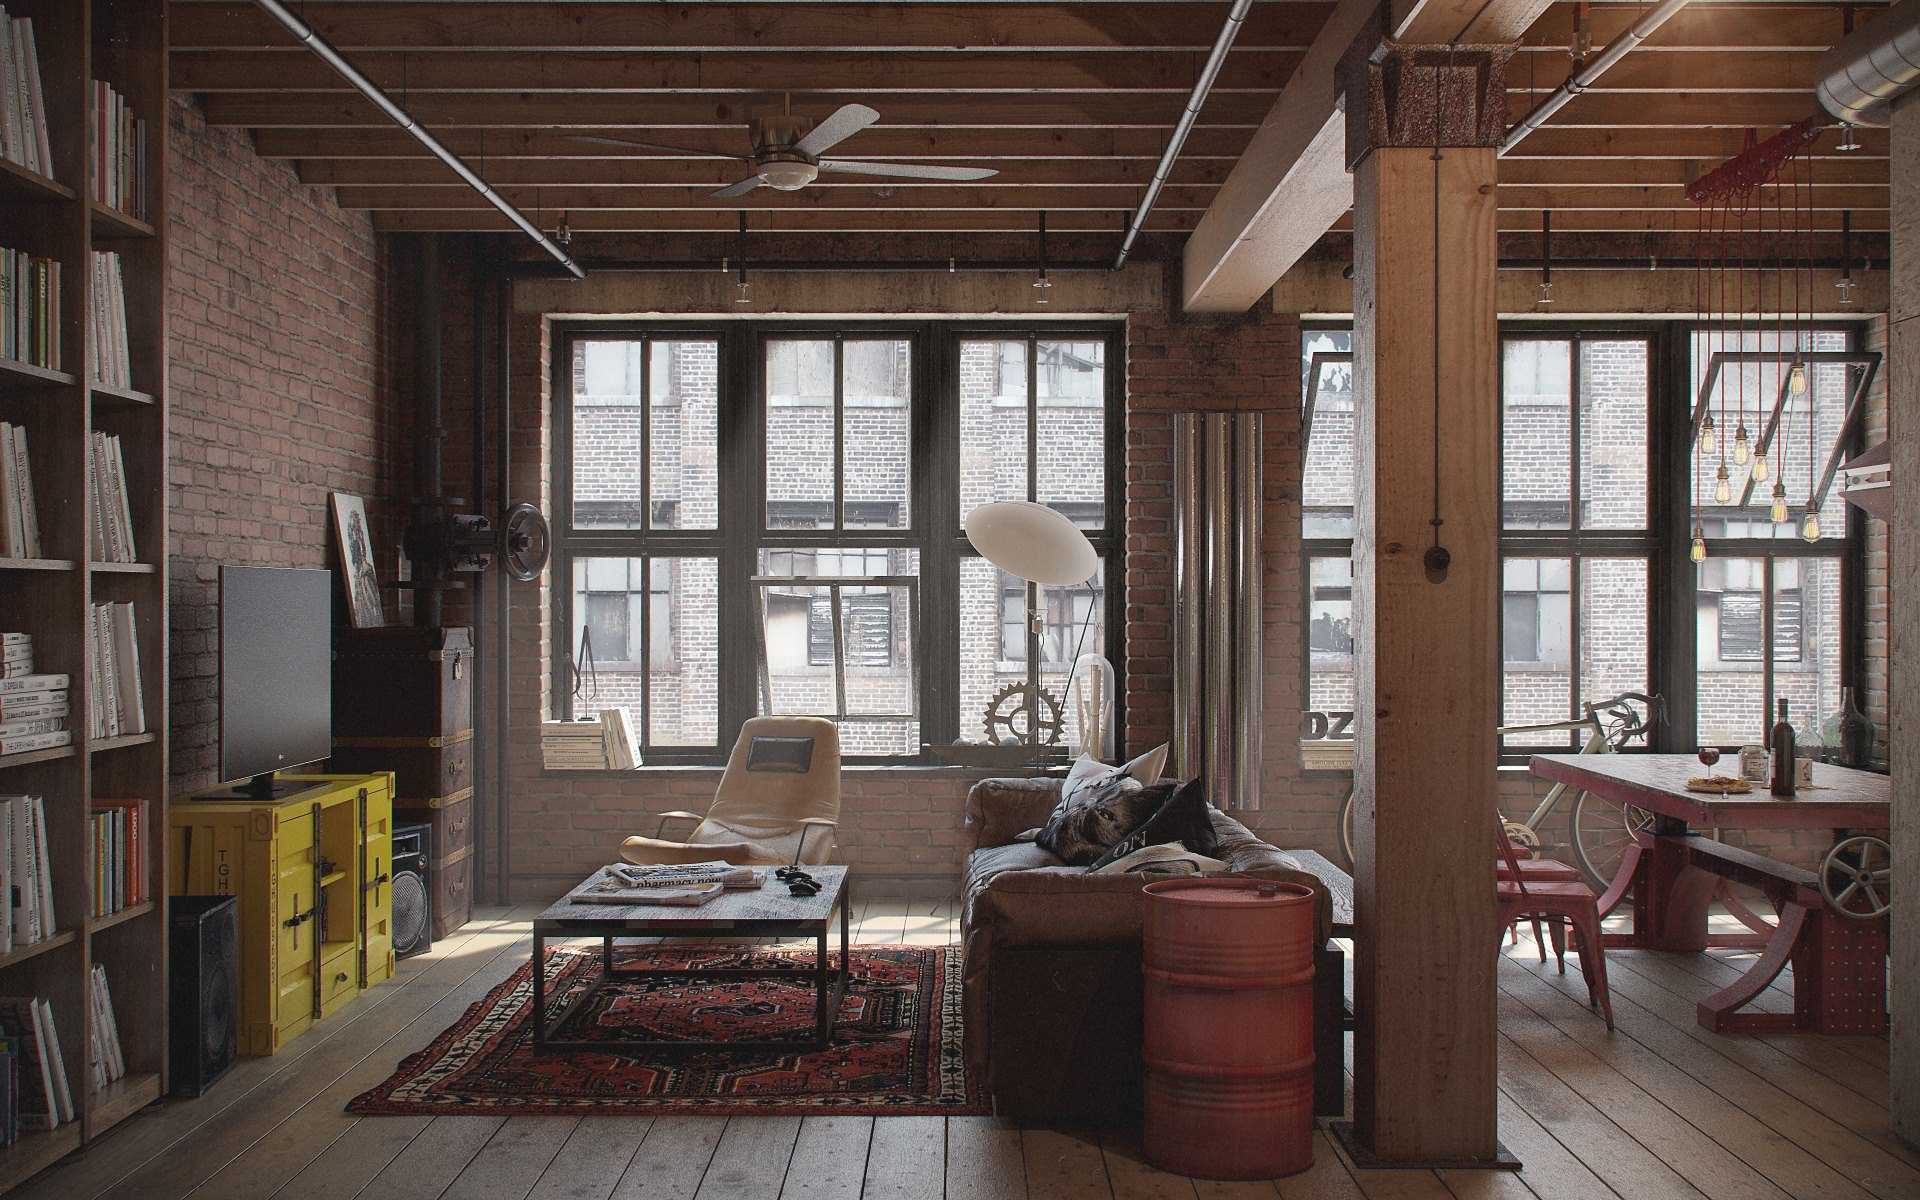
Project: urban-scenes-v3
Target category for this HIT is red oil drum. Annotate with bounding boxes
[1141,878,1316,1180]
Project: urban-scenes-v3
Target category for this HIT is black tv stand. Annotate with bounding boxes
[205,773,322,802]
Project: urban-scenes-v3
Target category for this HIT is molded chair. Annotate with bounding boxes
[1497,826,1614,1030]
[620,716,841,867]
[1498,846,1585,963]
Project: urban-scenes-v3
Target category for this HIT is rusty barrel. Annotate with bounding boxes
[1141,877,1316,1180]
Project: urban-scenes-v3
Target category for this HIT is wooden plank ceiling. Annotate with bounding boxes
[169,1,1891,247]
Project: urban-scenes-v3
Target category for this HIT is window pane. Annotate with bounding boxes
[960,339,1028,520]
[843,339,911,529]
[766,339,835,528]
[571,340,647,529]
[650,340,718,530]
[1697,555,1766,745]
[1036,341,1106,527]
[757,548,918,755]
[1579,339,1648,529]
[1503,556,1574,750]
[1777,557,1842,754]
[571,556,718,750]
[1301,331,1355,540]
[1502,339,1572,529]
[1303,555,1355,767]
[1580,558,1650,745]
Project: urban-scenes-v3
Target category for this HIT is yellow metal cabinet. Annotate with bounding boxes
[170,773,397,1056]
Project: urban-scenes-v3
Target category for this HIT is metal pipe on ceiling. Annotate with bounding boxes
[498,254,1887,278]
[1500,0,1694,156]
[250,0,585,279]
[1112,0,1255,269]
[1817,0,1920,127]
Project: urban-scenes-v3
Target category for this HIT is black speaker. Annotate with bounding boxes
[169,895,238,1098]
[393,822,434,960]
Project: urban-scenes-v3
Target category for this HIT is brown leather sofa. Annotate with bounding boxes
[960,776,1342,1124]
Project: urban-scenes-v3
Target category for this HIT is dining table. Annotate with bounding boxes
[1529,752,1889,1036]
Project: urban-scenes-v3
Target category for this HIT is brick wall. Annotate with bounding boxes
[164,97,399,790]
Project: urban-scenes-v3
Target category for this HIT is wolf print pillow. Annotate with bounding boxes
[1036,775,1178,866]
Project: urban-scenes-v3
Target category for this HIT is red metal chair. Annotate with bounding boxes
[1498,844,1583,962]
[1497,826,1614,1030]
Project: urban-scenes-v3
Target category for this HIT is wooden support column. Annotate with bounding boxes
[1336,32,1509,1169]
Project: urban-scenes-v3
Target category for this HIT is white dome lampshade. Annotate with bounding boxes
[964,501,1098,585]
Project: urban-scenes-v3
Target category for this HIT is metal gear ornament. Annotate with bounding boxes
[982,681,1066,746]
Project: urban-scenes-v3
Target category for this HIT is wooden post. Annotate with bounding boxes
[1337,32,1508,1167]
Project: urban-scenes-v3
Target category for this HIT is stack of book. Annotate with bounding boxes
[540,709,638,770]
[87,602,144,740]
[1,247,61,370]
[0,10,52,178]
[89,799,145,917]
[88,432,137,562]
[90,81,146,221]
[86,966,124,1095]
[0,995,72,1131]
[0,422,41,557]
[0,794,56,952]
[0,649,66,758]
[89,250,130,389]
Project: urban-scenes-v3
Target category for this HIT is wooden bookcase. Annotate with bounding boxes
[0,0,167,1185]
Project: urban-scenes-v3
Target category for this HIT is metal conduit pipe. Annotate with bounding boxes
[1500,0,1694,156]
[1113,0,1256,269]
[252,0,585,279]
[1818,0,1920,127]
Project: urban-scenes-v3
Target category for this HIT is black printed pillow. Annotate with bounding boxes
[1087,776,1220,872]
[1036,775,1176,866]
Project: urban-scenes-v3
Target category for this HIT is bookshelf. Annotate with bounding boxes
[0,0,167,1185]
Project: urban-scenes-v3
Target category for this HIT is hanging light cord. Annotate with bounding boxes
[1426,54,1449,570]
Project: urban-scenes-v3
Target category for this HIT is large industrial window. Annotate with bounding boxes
[553,323,1125,764]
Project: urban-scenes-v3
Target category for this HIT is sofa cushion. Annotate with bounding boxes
[1036,775,1175,866]
[1086,777,1219,871]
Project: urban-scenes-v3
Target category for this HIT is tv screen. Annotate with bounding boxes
[219,566,333,790]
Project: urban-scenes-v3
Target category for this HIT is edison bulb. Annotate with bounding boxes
[1690,531,1708,563]
[1801,512,1822,542]
[1714,464,1732,505]
[734,279,752,305]
[1700,415,1718,454]
[1789,362,1808,395]
[1770,481,1789,524]
[1732,426,1751,465]
[1751,455,1768,482]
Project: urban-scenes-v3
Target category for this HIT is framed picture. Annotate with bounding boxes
[330,492,386,629]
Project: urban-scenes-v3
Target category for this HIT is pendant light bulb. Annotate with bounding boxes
[1788,361,1808,395]
[1770,481,1789,525]
[1752,455,1768,483]
[1714,464,1732,505]
[1032,271,1052,305]
[1699,414,1717,454]
[734,277,752,306]
[1732,425,1750,465]
[1837,124,1863,153]
[1536,280,1553,307]
[1690,527,1709,563]
[1835,276,1859,306]
[1801,511,1822,542]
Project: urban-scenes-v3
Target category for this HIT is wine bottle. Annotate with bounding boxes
[1769,698,1796,797]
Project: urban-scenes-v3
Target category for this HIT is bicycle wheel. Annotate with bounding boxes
[1570,788,1655,894]
[1339,789,1357,868]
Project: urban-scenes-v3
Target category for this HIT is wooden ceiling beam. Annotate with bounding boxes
[1519,5,1856,52]
[1497,158,1888,185]
[295,157,1234,187]
[1324,210,1891,232]
[331,184,1218,211]
[198,92,1279,129]
[1391,0,1554,42]
[369,209,1182,233]
[1504,50,1823,93]
[1496,184,1888,210]
[169,2,1333,52]
[172,48,1302,94]
[1528,92,1835,127]
[1503,127,1888,158]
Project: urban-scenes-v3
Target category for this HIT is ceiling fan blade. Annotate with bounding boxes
[568,134,746,159]
[816,160,999,182]
[711,176,766,199]
[793,104,880,157]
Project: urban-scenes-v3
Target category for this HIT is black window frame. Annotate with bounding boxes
[551,320,1126,766]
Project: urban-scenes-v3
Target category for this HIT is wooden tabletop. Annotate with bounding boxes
[535,865,849,932]
[1529,754,1890,831]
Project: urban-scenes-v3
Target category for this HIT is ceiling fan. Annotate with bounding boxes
[572,98,997,197]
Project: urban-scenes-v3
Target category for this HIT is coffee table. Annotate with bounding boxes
[529,865,852,1054]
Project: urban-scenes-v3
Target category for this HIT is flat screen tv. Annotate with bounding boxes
[218,566,333,798]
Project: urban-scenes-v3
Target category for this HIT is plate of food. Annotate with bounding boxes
[1685,776,1753,795]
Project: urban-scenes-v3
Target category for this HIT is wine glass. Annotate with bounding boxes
[1697,746,1721,779]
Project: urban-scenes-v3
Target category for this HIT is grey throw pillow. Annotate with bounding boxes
[1037,776,1176,866]
[1086,777,1219,872]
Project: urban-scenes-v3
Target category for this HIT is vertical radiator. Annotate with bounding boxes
[1171,413,1265,811]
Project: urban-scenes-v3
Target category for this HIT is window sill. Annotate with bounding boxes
[541,761,1059,781]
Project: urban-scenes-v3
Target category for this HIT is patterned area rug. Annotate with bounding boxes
[347,944,984,1116]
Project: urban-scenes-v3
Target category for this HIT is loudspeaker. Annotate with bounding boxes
[169,895,238,1098]
[393,822,434,960]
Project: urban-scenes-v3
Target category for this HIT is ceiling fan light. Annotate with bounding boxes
[759,160,819,191]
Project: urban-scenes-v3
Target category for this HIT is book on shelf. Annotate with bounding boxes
[0,420,42,557]
[0,249,60,371]
[88,432,137,563]
[0,997,61,1131]
[90,799,144,918]
[90,81,146,221]
[89,250,130,390]
[0,11,52,179]
[0,1034,17,1146]
[86,602,144,740]
[1,795,56,952]
[86,966,124,1095]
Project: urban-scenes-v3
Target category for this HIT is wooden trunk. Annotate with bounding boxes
[331,733,473,803]
[396,789,474,940]
[332,626,474,741]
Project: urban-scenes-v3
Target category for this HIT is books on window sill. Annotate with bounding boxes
[542,710,637,769]
[2,248,61,371]
[0,794,56,954]
[90,81,146,222]
[0,994,71,1131]
[88,432,137,563]
[0,422,42,558]
[0,11,53,180]
[89,251,130,390]
[86,602,144,741]
[90,799,144,918]
[86,966,124,1096]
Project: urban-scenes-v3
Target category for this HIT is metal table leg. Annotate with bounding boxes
[531,927,547,1051]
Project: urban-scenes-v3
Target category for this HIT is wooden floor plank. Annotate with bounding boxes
[861,1117,943,1200]
[261,1115,430,1200]
[352,1116,508,1200]
[945,1117,1028,1200]
[1098,1134,1197,1200]
[609,1116,726,1200]
[854,899,911,945]
[437,1116,581,1200]
[1317,1130,1451,1200]
[1272,1131,1365,1200]
[526,1116,655,1200]
[779,1115,871,1200]
[693,1117,802,1200]
[1435,1169,1540,1199]
[1022,1128,1112,1200]
[1487,1093,1619,1200]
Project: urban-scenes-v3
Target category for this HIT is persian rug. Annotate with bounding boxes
[346,943,985,1116]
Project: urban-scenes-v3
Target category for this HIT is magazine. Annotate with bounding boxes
[574,871,724,907]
